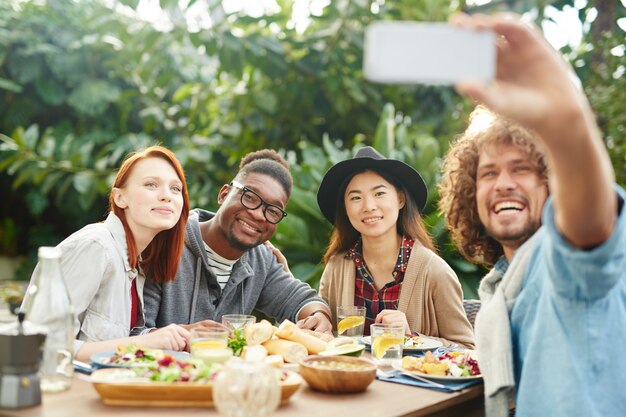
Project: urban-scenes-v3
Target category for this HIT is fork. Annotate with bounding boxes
[376,369,447,389]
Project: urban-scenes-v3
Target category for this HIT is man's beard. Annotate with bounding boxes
[226,227,263,252]
[486,218,541,251]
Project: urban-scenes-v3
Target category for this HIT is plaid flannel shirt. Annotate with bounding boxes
[347,236,414,335]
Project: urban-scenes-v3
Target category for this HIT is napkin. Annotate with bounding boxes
[376,372,482,392]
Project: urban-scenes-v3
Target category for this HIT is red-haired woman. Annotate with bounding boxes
[28,146,191,362]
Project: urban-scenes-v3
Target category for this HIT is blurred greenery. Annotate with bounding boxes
[1,0,624,301]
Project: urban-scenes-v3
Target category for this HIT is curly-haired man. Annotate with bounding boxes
[439,13,624,417]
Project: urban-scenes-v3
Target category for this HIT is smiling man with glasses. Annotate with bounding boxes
[144,149,332,334]
[229,180,287,225]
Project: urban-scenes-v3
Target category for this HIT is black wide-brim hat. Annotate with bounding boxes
[317,146,428,224]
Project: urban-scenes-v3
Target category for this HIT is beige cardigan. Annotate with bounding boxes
[319,244,475,349]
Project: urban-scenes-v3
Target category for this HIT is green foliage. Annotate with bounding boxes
[0,0,621,299]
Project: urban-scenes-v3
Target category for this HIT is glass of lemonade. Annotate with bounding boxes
[336,306,366,339]
[190,328,233,365]
[370,323,404,366]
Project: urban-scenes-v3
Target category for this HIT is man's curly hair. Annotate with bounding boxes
[438,106,549,267]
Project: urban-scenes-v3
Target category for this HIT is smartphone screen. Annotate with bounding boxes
[363,21,495,85]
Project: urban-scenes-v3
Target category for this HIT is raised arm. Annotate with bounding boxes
[451,13,616,248]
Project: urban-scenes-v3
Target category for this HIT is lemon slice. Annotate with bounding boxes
[191,340,228,350]
[337,316,365,335]
[372,333,404,359]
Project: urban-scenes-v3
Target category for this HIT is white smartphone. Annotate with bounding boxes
[363,21,495,85]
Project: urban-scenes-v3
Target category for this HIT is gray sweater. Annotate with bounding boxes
[144,209,325,327]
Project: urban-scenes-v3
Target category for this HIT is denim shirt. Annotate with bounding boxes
[44,212,145,354]
[510,187,626,416]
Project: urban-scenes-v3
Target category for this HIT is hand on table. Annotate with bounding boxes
[296,312,333,334]
[138,323,191,352]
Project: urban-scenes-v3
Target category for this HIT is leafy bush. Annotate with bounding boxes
[0,0,621,301]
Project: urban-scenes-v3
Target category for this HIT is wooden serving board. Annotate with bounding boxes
[90,368,301,407]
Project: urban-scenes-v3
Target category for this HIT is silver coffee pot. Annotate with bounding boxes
[0,312,47,408]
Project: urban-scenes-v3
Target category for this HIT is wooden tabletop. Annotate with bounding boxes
[0,373,484,417]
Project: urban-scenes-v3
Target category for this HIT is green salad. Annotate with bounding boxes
[104,344,165,366]
[103,344,220,382]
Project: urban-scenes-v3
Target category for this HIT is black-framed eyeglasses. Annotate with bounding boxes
[229,181,288,224]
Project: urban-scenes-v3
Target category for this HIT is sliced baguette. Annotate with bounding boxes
[262,338,308,364]
[275,320,328,354]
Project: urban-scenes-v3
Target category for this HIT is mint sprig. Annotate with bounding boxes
[227,327,247,356]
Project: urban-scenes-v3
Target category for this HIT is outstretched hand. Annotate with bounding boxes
[451,13,590,142]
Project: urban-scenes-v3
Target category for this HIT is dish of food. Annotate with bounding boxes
[90,367,302,407]
[90,345,189,369]
[394,351,482,382]
[360,335,443,352]
[299,355,376,393]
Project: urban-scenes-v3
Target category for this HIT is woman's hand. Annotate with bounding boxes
[138,324,191,352]
[375,309,410,335]
[264,240,291,275]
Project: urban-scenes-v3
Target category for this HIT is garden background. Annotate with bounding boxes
[1,0,624,299]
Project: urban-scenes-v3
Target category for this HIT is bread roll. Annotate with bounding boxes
[262,339,308,363]
[264,355,284,368]
[275,320,328,354]
[241,345,268,362]
[245,319,276,346]
[326,336,356,350]
[300,328,334,343]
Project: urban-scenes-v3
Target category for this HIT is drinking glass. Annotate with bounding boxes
[190,328,232,365]
[221,314,256,332]
[370,323,404,366]
[336,306,366,339]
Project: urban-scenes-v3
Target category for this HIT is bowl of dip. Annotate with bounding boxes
[299,355,377,393]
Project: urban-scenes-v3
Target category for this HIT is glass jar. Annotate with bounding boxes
[213,360,280,417]
[21,246,75,393]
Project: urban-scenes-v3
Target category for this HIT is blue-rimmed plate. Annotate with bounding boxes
[392,361,482,382]
[361,335,443,352]
[90,350,189,369]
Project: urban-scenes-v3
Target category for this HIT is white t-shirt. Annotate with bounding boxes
[204,242,237,290]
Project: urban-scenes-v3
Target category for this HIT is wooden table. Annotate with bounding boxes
[0,374,484,417]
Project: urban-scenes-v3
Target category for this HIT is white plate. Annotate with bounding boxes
[90,350,189,369]
[360,335,443,352]
[392,361,482,382]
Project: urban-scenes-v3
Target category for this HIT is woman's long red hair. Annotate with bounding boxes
[109,146,189,283]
